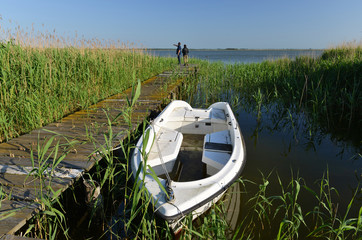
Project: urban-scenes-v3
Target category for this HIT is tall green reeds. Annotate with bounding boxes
[175,44,361,239]
[2,21,360,238]
[16,56,360,239]
[182,44,361,145]
[229,170,362,240]
[21,136,72,239]
[0,41,174,142]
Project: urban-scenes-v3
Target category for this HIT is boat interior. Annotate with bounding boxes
[147,107,234,182]
[159,134,205,182]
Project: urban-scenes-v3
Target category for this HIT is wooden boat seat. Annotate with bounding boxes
[147,128,183,176]
[202,130,232,175]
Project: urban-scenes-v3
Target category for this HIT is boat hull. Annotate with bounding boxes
[130,100,246,232]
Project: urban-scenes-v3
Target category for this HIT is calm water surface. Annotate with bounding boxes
[150,49,359,237]
[227,103,361,235]
[234,104,360,234]
[160,49,360,237]
[148,49,324,64]
[185,97,361,236]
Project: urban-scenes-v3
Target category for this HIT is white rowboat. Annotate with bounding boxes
[131,100,246,232]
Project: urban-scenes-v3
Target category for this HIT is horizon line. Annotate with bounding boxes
[144,48,325,51]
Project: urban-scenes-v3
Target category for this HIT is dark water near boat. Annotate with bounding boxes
[233,103,361,194]
[194,99,361,235]
[148,49,324,64]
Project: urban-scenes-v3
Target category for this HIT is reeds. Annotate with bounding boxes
[182,44,361,145]
[174,44,362,239]
[0,21,176,238]
[2,20,361,238]
[0,37,174,143]
[10,74,360,239]
[228,170,362,240]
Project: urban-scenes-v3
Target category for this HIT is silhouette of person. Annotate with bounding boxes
[173,42,182,64]
[182,44,189,66]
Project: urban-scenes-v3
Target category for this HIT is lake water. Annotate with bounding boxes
[230,102,361,237]
[148,49,324,64]
[148,48,360,238]
[181,79,361,237]
[179,98,361,238]
[150,48,360,238]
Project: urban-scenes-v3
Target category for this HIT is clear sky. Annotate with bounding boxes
[1,0,361,49]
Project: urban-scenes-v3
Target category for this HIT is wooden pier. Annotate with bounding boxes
[0,65,196,239]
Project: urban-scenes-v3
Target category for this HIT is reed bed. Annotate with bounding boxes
[23,116,358,239]
[0,41,175,142]
[43,45,359,239]
[174,44,361,239]
[183,44,361,145]
[1,22,360,238]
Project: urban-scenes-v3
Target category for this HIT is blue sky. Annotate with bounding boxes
[1,0,361,49]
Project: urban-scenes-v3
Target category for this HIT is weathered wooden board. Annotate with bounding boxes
[0,157,91,171]
[0,200,40,236]
[1,234,41,240]
[0,65,196,237]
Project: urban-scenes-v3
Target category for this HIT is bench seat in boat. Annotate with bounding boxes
[202,130,232,175]
[147,128,183,176]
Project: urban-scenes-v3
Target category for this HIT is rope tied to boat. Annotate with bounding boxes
[151,121,175,202]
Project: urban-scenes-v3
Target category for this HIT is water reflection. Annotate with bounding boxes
[186,94,361,235]
[221,181,244,237]
[236,101,360,186]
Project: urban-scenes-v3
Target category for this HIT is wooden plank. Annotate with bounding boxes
[0,200,40,236]
[7,129,122,149]
[25,126,128,141]
[0,156,92,170]
[0,184,69,201]
[0,147,97,176]
[1,234,42,240]
[0,174,73,189]
[42,124,128,134]
[0,143,96,159]
[0,65,196,235]
[0,165,82,180]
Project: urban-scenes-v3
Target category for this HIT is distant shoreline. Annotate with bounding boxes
[146,48,325,51]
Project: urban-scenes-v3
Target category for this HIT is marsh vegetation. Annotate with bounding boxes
[0,27,361,239]
[0,40,175,143]
[176,43,361,239]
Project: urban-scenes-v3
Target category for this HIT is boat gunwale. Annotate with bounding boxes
[155,123,247,221]
[130,100,247,221]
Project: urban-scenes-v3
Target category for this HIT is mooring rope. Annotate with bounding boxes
[151,122,175,202]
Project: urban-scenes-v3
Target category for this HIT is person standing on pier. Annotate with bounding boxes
[182,44,189,66]
[173,42,182,64]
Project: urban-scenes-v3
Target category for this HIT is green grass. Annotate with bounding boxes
[228,170,362,240]
[1,38,361,239]
[181,45,361,145]
[0,41,175,142]
[175,44,362,239]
